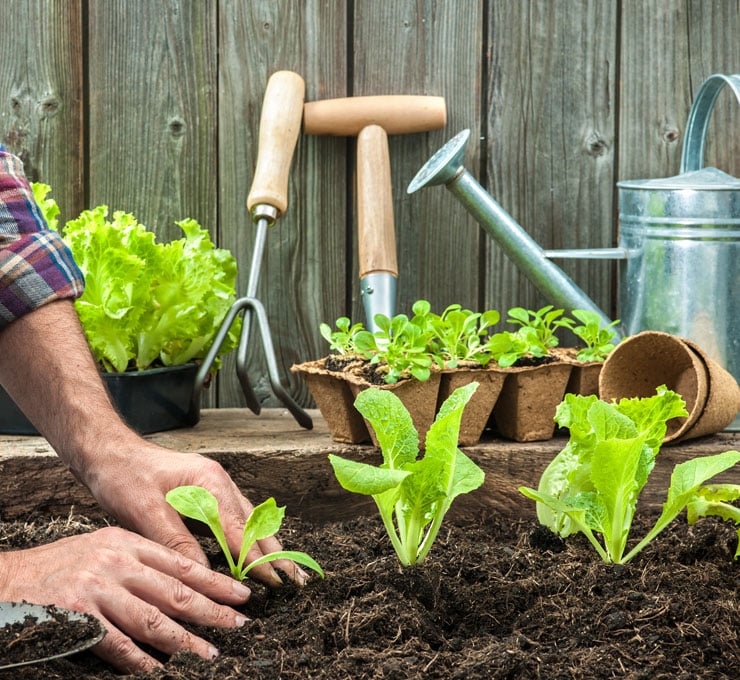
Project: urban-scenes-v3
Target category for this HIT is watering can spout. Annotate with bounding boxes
[408,129,622,337]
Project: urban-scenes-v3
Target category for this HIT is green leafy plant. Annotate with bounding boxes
[686,484,740,559]
[328,382,485,566]
[570,309,620,362]
[319,316,372,355]
[506,305,573,350]
[361,308,437,383]
[32,184,240,373]
[165,485,324,580]
[485,327,549,367]
[519,387,740,564]
[429,304,501,368]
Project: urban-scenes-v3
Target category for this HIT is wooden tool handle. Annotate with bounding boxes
[304,95,446,136]
[247,71,305,216]
[357,125,398,278]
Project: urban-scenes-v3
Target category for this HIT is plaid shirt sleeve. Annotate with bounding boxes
[0,148,84,328]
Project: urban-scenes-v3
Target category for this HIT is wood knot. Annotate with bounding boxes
[168,117,186,137]
[663,127,680,144]
[584,131,609,157]
[38,96,60,116]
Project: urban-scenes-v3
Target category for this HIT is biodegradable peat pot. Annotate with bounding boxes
[490,359,573,442]
[346,371,442,447]
[599,331,740,443]
[437,366,506,446]
[291,359,370,444]
[554,348,603,397]
[0,363,201,436]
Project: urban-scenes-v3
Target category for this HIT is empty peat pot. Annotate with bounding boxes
[598,331,740,443]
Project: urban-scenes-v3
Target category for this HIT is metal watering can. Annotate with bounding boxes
[408,72,740,428]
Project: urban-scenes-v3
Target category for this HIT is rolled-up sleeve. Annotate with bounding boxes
[0,150,84,328]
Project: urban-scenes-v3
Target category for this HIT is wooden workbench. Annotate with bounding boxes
[0,409,738,524]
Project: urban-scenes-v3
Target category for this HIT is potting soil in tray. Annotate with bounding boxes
[0,510,737,679]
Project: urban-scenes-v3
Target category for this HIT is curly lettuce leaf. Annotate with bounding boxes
[34,184,240,373]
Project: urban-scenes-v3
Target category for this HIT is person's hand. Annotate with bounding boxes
[81,442,310,587]
[0,527,251,673]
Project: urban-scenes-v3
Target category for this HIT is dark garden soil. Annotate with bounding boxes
[0,509,738,679]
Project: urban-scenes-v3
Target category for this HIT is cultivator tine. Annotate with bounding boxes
[192,296,313,430]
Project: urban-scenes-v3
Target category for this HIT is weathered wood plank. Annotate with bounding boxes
[0,409,737,525]
[352,0,484,318]
[217,0,348,409]
[86,0,218,243]
[0,0,84,219]
[619,0,740,184]
[685,0,740,178]
[484,0,618,319]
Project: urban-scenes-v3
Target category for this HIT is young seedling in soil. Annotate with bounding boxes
[686,483,740,558]
[319,316,371,356]
[165,487,324,580]
[506,305,573,350]
[329,382,485,566]
[570,309,620,362]
[519,386,740,564]
[485,328,548,367]
[428,303,500,368]
[358,309,437,383]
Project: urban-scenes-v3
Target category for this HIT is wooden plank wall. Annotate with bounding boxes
[0,0,738,413]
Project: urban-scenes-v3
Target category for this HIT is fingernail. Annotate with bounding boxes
[234,614,249,626]
[208,645,220,660]
[232,581,251,599]
[295,568,308,587]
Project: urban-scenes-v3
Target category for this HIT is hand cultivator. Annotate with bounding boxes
[194,71,312,429]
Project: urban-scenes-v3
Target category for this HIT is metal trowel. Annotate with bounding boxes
[0,601,106,669]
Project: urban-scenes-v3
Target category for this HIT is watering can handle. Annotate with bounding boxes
[680,73,740,173]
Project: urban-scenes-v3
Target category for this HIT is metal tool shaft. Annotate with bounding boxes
[450,170,615,330]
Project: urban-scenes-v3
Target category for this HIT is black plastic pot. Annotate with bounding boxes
[0,363,201,436]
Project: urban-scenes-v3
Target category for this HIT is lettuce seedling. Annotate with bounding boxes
[429,304,500,368]
[360,311,436,383]
[506,305,573,350]
[329,382,485,566]
[165,486,324,580]
[485,327,548,367]
[686,484,740,559]
[570,309,620,362]
[319,316,372,356]
[519,387,740,564]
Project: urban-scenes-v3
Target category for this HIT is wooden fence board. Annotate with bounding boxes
[352,0,484,317]
[86,0,217,244]
[619,0,740,183]
[685,0,740,178]
[217,0,348,408]
[0,0,83,219]
[485,0,618,319]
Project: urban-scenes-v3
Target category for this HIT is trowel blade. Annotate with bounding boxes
[0,601,106,669]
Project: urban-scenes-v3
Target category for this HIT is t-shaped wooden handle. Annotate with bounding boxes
[304,95,446,136]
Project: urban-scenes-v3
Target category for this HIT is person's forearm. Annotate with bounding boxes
[0,299,138,482]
